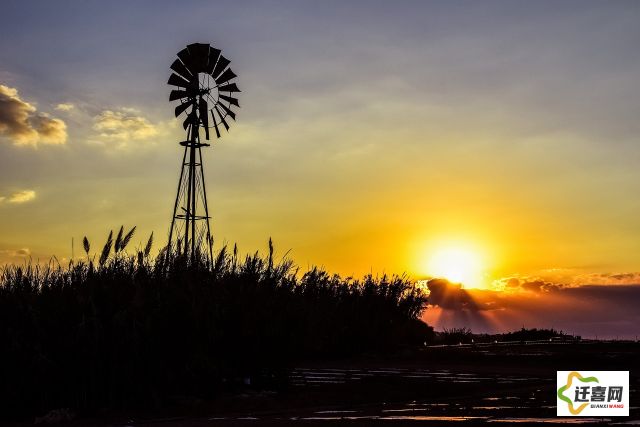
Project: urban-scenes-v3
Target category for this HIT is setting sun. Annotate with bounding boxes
[426,246,485,289]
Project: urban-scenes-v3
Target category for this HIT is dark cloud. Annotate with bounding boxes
[424,279,640,338]
[427,278,482,310]
[0,84,67,146]
[494,277,567,293]
[517,279,562,293]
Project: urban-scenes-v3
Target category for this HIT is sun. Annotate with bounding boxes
[426,246,485,289]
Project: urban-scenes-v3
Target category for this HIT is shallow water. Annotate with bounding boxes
[487,418,611,424]
[281,367,638,425]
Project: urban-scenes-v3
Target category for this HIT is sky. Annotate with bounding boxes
[1,1,639,337]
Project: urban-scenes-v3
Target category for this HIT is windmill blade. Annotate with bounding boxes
[169,89,196,101]
[217,102,236,120]
[174,101,191,117]
[205,48,221,74]
[169,90,184,101]
[177,48,197,73]
[210,110,221,138]
[198,98,210,140]
[211,55,230,79]
[170,59,192,80]
[215,68,237,85]
[219,94,240,107]
[218,83,241,93]
[187,43,210,72]
[168,73,192,88]
[198,98,209,127]
[189,74,200,91]
[214,105,230,131]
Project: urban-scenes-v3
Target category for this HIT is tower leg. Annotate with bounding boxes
[185,144,195,259]
[198,144,214,264]
[168,144,189,256]
[190,141,197,260]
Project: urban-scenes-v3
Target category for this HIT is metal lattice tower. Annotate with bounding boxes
[166,42,240,262]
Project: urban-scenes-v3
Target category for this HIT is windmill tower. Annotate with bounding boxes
[167,42,240,263]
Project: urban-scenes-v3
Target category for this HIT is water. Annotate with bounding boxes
[120,364,637,425]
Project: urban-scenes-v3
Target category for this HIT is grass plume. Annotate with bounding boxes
[120,226,136,252]
[143,232,153,257]
[99,230,113,266]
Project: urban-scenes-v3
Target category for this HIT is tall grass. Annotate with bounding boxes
[0,228,431,416]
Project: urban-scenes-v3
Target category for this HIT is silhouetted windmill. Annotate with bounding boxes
[167,42,240,263]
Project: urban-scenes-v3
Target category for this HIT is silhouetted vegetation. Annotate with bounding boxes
[0,228,430,417]
[436,327,573,345]
[498,327,573,342]
[438,327,474,344]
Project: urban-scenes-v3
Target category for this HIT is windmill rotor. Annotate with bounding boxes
[167,42,240,140]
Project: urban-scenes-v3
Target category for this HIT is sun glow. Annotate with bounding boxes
[426,245,485,289]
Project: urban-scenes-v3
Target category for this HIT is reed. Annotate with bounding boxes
[0,227,430,417]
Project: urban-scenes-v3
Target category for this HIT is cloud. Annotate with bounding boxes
[29,113,67,144]
[0,190,36,204]
[92,108,159,148]
[14,248,31,256]
[572,272,640,286]
[0,247,32,263]
[492,271,640,292]
[0,84,67,146]
[423,276,640,339]
[493,277,564,293]
[0,247,31,257]
[426,278,478,310]
[55,103,75,112]
[9,190,36,203]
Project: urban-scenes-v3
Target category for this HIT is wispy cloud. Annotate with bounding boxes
[0,190,36,204]
[0,247,32,264]
[14,248,30,256]
[571,272,640,286]
[492,271,640,291]
[55,103,75,112]
[91,107,159,148]
[0,84,67,146]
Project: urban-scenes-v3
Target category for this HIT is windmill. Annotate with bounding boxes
[167,42,240,263]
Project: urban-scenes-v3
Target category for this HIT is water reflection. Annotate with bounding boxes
[487,418,611,424]
[192,367,637,426]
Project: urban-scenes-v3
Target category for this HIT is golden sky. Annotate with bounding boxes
[1,2,639,328]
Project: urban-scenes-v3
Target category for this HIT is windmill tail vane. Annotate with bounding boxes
[166,42,240,264]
